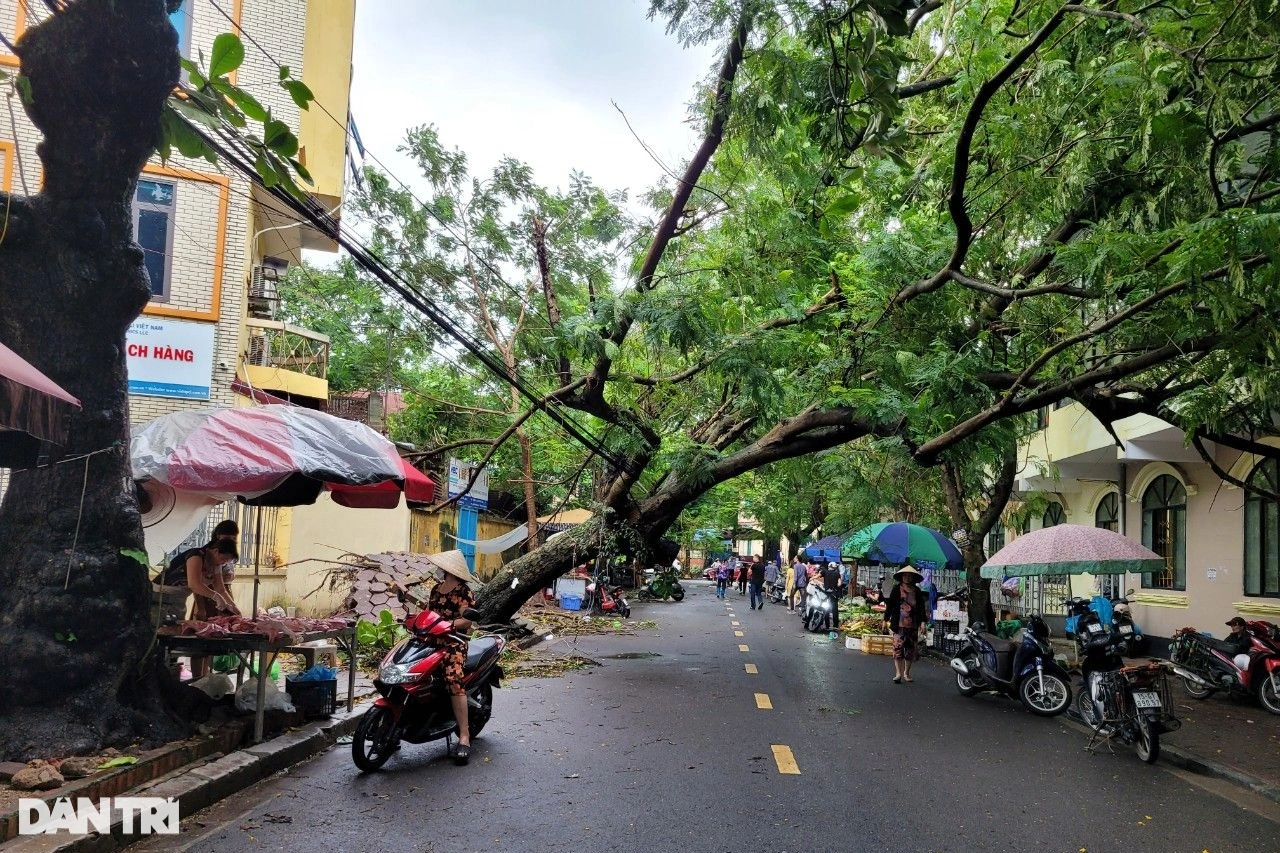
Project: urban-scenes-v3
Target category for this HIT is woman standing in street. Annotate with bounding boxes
[883,565,929,683]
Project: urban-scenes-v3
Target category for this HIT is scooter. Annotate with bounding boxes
[1111,592,1148,656]
[950,614,1072,716]
[352,606,504,771]
[802,584,841,633]
[586,579,630,617]
[1168,626,1280,715]
[767,579,786,605]
[636,567,685,601]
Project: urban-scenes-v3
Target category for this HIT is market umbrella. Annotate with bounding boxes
[329,456,436,508]
[802,532,846,562]
[979,523,1167,578]
[0,339,81,467]
[132,405,408,611]
[842,521,963,571]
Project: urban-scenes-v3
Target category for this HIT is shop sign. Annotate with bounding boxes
[447,458,489,510]
[126,318,216,399]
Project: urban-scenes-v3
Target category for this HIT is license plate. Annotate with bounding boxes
[1087,623,1103,634]
[1132,691,1161,709]
[1119,625,1133,634]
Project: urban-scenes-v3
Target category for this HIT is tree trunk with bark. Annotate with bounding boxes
[939,455,1016,630]
[0,0,184,760]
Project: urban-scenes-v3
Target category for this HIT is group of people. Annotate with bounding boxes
[708,553,932,682]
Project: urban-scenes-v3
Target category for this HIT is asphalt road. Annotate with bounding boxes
[138,581,1280,853]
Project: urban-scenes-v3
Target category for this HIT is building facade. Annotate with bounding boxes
[1,1,369,612]
[1016,401,1280,646]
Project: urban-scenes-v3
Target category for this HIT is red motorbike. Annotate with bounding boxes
[1169,625,1280,715]
[586,579,631,617]
[352,607,504,771]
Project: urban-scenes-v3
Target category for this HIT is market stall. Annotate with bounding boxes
[157,615,357,743]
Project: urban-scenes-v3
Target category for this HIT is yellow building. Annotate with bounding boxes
[1015,402,1280,647]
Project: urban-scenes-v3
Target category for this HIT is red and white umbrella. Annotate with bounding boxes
[131,405,406,505]
[980,524,1167,578]
[0,339,81,467]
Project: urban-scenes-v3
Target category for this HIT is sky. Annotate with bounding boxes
[347,1,719,202]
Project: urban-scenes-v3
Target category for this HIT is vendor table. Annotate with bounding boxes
[157,627,357,743]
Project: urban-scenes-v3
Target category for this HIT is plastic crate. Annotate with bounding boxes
[285,678,337,719]
[560,594,582,611]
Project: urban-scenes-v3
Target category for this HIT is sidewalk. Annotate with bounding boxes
[928,644,1280,802]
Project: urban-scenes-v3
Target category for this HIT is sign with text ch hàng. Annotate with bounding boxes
[447,458,489,511]
[126,318,216,400]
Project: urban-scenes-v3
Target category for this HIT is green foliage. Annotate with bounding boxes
[355,609,406,650]
[159,33,314,197]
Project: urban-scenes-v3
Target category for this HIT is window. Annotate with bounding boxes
[133,179,176,299]
[169,1,193,58]
[987,522,1005,556]
[1244,459,1280,597]
[1095,492,1121,597]
[1094,492,1119,532]
[1042,502,1065,527]
[1141,474,1186,590]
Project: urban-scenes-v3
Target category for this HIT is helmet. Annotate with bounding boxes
[1113,602,1130,615]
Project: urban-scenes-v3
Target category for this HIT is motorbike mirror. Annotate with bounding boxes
[1126,588,1135,596]
[461,607,481,621]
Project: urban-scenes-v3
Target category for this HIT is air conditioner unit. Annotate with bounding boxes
[248,264,279,320]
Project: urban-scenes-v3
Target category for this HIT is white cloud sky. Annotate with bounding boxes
[347,1,718,201]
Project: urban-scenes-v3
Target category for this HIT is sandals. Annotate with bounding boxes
[453,744,471,766]
[892,676,903,684]
[903,676,914,682]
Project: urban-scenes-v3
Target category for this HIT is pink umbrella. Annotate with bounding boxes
[980,524,1167,578]
[0,339,81,466]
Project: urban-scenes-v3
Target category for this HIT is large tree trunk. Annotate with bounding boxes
[939,455,1017,630]
[0,0,183,760]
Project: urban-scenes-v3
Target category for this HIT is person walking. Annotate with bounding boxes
[749,558,767,610]
[789,556,808,611]
[883,565,929,683]
[764,559,780,604]
[737,557,751,596]
[715,560,731,599]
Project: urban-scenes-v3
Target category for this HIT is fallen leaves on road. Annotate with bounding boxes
[501,645,599,678]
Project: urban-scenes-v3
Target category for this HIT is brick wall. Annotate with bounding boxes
[0,0,317,423]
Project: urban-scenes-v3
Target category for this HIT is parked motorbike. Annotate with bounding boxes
[636,567,685,602]
[1168,626,1280,715]
[802,584,841,633]
[767,579,786,605]
[352,607,504,771]
[586,579,630,618]
[1110,592,1148,656]
[1070,600,1179,763]
[950,614,1072,716]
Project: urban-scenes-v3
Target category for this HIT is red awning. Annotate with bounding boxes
[0,339,81,466]
[328,457,436,508]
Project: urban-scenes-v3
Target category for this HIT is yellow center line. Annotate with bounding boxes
[738,644,749,652]
[734,630,744,637]
[745,663,758,674]
[755,692,773,710]
[771,744,800,775]
[731,620,740,626]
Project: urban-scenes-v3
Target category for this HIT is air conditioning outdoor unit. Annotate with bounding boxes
[248,263,281,320]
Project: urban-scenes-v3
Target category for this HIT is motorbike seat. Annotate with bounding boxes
[463,637,499,673]
[979,634,1019,655]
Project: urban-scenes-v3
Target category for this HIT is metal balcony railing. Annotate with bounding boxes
[244,318,329,380]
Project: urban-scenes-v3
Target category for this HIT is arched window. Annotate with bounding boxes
[1095,493,1119,532]
[1141,475,1186,590]
[1043,502,1066,527]
[987,522,1005,556]
[1244,459,1280,597]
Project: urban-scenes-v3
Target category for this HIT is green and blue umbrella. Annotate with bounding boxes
[842,522,963,571]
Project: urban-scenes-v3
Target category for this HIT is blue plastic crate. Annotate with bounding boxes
[560,594,582,611]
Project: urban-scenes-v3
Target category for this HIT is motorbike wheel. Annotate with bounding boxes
[672,587,685,602]
[1019,671,1071,716]
[1259,673,1280,716]
[1075,690,1100,729]
[1134,714,1160,763]
[352,706,398,772]
[805,611,824,633]
[468,682,494,738]
[1181,676,1215,700]
[954,652,983,697]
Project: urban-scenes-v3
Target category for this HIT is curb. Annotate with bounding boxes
[1,705,367,853]
[923,648,1280,805]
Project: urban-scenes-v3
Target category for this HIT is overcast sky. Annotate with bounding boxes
[347,1,718,201]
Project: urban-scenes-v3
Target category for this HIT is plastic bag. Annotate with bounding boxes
[293,664,338,682]
[235,677,295,713]
[190,673,235,700]
[212,654,240,673]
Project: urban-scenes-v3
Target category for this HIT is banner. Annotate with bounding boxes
[126,318,216,400]
[446,458,489,510]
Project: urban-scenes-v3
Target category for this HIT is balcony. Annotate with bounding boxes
[241,318,330,405]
